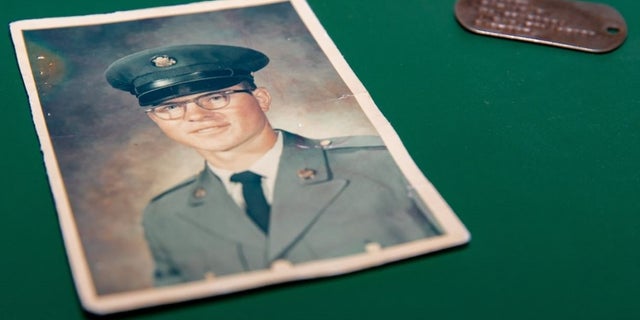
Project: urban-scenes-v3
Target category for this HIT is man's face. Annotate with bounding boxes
[147,84,273,155]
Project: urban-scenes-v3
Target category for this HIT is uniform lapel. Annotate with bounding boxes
[177,167,266,246]
[267,132,348,261]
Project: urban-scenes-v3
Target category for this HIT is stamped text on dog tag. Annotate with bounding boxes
[455,0,627,53]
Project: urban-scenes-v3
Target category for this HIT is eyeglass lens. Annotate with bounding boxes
[148,90,251,120]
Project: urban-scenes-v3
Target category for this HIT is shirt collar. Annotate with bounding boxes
[207,130,283,180]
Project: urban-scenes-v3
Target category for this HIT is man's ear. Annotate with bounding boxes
[253,87,272,112]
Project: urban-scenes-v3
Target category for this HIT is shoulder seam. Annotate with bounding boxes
[318,135,386,150]
[150,175,198,202]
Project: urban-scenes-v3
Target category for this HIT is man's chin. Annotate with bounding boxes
[193,143,232,153]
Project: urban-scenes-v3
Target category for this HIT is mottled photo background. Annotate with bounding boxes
[22,2,377,295]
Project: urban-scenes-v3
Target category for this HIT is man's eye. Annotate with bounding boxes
[207,94,225,102]
[160,104,180,111]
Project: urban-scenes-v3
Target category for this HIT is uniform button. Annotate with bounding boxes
[204,272,216,280]
[270,259,293,271]
[364,242,382,253]
[319,139,332,148]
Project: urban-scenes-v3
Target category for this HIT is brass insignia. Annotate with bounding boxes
[193,187,207,199]
[297,168,316,180]
[151,55,177,68]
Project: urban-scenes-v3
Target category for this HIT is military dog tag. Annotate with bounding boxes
[455,0,627,53]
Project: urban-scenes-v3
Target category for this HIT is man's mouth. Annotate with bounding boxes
[191,123,229,134]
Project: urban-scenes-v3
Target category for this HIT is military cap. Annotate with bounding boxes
[105,44,269,106]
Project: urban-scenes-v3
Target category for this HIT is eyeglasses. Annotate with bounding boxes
[146,89,253,120]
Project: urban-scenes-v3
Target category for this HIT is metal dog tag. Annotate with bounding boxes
[455,0,627,53]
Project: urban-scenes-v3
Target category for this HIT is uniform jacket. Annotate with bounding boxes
[143,130,441,286]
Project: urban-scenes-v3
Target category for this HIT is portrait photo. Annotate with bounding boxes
[10,0,469,314]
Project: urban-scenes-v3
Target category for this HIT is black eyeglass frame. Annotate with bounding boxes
[144,89,253,120]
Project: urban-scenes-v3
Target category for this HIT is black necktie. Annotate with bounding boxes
[230,171,270,233]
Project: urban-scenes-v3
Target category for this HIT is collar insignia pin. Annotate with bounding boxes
[193,187,207,199]
[297,168,316,180]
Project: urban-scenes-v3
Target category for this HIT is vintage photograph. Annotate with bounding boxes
[10,0,469,314]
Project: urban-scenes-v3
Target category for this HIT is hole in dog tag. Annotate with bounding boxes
[455,0,627,53]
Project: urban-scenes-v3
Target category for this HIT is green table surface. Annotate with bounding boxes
[2,0,639,319]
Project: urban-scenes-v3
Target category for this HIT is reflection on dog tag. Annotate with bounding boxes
[455,0,627,53]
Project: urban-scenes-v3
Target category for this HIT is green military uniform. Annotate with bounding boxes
[143,130,441,286]
[105,44,442,286]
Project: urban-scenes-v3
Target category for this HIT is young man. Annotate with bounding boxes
[105,44,441,286]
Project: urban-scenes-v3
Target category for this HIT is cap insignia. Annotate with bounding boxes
[151,55,177,68]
